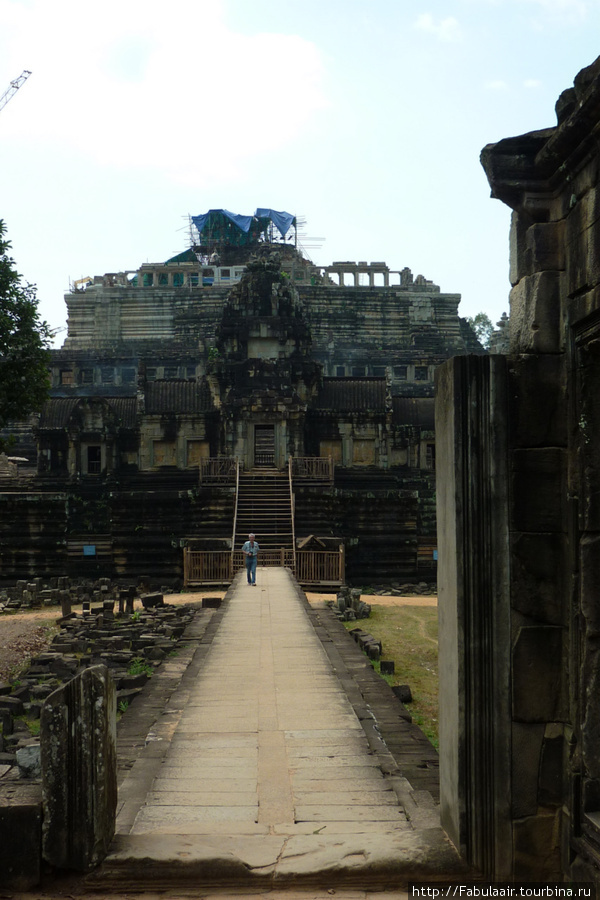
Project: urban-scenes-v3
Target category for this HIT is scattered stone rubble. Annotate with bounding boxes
[0,575,182,614]
[332,584,415,706]
[359,581,437,597]
[334,585,372,622]
[0,576,196,776]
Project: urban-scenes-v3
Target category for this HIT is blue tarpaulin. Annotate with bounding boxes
[255,208,295,236]
[191,209,254,235]
[192,208,295,240]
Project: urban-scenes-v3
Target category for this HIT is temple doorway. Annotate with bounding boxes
[254,425,275,467]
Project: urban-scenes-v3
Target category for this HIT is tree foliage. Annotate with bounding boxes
[0,220,51,430]
[466,312,494,349]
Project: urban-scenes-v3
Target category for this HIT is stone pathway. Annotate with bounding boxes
[90,568,463,891]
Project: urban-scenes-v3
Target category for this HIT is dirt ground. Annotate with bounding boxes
[0,587,436,684]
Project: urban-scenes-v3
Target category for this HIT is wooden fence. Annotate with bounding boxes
[183,547,344,587]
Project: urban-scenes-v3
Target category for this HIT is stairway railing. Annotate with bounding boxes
[230,458,240,569]
[288,456,296,572]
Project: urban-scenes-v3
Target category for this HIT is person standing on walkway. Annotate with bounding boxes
[242,533,259,585]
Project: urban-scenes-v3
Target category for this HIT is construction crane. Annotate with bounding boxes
[0,70,31,113]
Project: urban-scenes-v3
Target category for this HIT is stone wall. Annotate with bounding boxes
[438,55,600,882]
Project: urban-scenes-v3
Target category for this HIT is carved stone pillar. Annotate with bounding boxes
[41,665,117,871]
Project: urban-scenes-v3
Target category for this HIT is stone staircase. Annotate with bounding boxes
[234,468,293,552]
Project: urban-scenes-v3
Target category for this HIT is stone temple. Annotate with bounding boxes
[0,209,483,584]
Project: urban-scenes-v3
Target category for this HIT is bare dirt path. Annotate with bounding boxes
[0,607,61,682]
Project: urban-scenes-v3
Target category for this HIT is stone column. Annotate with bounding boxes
[40,665,117,871]
[435,354,512,879]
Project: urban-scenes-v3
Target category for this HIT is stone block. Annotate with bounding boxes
[525,221,565,274]
[510,533,567,625]
[0,783,42,890]
[579,534,600,635]
[509,271,563,353]
[380,660,395,675]
[16,744,41,778]
[566,186,600,297]
[392,684,412,704]
[41,665,117,871]
[538,725,564,806]
[513,810,562,880]
[509,210,529,286]
[0,696,24,716]
[141,592,164,609]
[508,354,567,449]
[511,722,544,817]
[512,626,565,722]
[510,448,567,534]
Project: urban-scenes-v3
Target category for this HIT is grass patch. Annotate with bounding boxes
[343,604,439,748]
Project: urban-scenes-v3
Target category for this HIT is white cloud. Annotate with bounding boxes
[413,13,463,42]
[524,78,543,88]
[485,79,510,90]
[0,0,328,187]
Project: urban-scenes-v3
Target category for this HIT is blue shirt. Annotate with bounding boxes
[242,540,259,557]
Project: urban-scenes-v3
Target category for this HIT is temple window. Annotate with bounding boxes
[87,446,102,475]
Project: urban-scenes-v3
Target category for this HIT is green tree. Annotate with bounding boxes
[466,311,494,349]
[0,220,51,431]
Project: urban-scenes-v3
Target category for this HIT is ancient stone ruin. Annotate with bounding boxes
[437,55,600,882]
[1,208,484,586]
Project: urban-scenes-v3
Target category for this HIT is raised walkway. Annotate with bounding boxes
[90,568,465,892]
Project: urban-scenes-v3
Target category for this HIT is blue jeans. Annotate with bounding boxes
[246,555,257,584]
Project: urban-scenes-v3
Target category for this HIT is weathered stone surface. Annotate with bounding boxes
[538,725,564,807]
[511,723,544,817]
[510,448,566,534]
[513,810,561,880]
[525,221,565,275]
[512,626,565,722]
[510,533,566,625]
[16,744,41,778]
[41,665,117,871]
[508,354,567,448]
[509,271,562,354]
[0,783,42,890]
[565,185,600,298]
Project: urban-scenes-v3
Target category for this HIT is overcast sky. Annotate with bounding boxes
[1,0,600,344]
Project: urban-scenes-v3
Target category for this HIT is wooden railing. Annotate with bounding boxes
[290,456,334,482]
[183,550,232,585]
[230,460,240,567]
[183,546,344,587]
[295,548,345,585]
[288,456,297,571]
[199,457,239,484]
